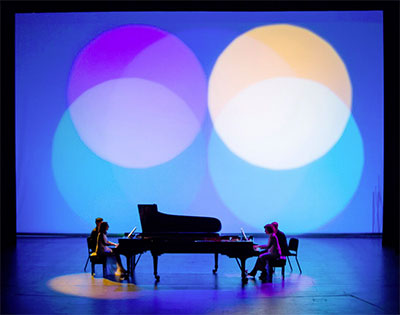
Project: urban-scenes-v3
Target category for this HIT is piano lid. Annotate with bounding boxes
[138,204,222,234]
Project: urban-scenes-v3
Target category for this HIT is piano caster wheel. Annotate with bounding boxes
[155,275,160,282]
[212,269,217,274]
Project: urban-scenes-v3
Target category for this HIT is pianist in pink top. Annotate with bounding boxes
[247,224,282,282]
[95,221,127,277]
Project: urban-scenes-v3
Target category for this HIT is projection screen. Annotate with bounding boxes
[15,11,383,234]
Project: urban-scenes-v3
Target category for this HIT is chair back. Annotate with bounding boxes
[87,236,95,254]
[288,238,299,253]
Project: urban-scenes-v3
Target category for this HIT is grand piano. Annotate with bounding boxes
[118,204,259,282]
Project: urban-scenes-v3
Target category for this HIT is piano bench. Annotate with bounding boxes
[89,254,107,277]
[270,258,286,279]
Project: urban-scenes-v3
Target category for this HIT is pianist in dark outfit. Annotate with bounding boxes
[247,224,283,282]
[89,217,103,251]
[96,221,128,277]
[271,221,289,256]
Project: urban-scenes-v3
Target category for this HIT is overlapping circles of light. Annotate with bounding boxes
[51,22,364,233]
[52,25,208,228]
[208,24,352,170]
[67,25,207,168]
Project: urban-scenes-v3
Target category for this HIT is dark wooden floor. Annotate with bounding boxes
[1,236,399,314]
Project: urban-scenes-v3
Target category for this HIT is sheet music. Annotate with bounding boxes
[127,227,137,239]
[240,228,249,241]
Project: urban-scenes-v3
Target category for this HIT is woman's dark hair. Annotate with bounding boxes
[99,221,109,234]
[264,224,274,234]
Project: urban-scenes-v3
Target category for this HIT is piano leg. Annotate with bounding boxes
[240,258,248,283]
[152,253,160,281]
[213,253,218,274]
[235,257,248,283]
[123,254,143,277]
[133,254,142,271]
[131,255,135,275]
[126,255,132,277]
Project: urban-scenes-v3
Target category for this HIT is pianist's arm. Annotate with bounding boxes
[254,234,273,250]
[103,234,118,247]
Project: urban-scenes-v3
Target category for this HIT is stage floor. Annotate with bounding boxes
[1,236,399,314]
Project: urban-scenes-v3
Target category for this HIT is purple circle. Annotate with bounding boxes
[67,25,207,167]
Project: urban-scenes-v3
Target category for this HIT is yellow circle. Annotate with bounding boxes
[209,24,352,121]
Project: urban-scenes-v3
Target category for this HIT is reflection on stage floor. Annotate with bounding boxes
[1,236,398,314]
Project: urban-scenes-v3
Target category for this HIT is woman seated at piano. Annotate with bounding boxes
[95,221,128,277]
[247,223,282,282]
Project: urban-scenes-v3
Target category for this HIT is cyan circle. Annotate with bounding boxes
[208,113,364,234]
[52,110,207,231]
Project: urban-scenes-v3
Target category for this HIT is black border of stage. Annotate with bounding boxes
[1,1,399,251]
[2,1,400,13]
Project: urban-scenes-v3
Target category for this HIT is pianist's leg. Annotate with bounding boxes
[248,250,268,277]
[111,248,127,275]
[248,252,277,282]
[259,253,278,282]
